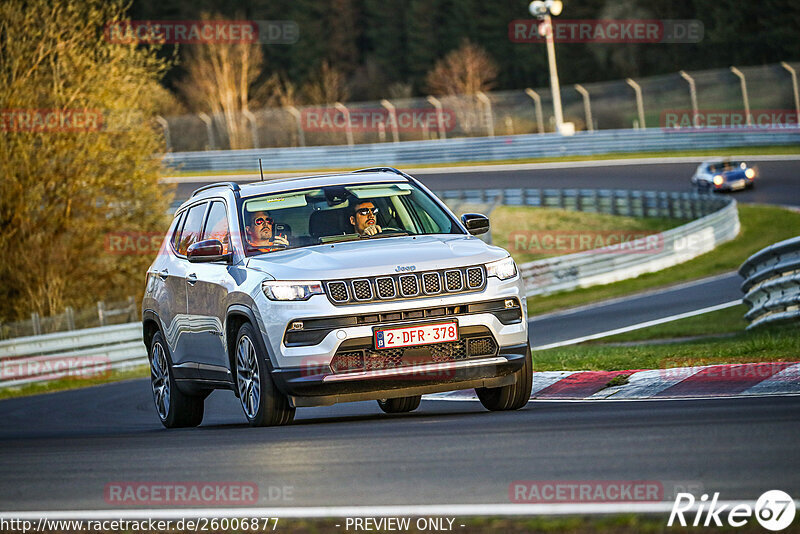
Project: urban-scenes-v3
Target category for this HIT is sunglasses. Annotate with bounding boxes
[254,217,273,226]
[356,207,379,216]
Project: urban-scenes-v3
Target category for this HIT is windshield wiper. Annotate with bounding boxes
[362,230,410,239]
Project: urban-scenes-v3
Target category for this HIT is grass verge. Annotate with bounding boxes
[0,365,148,401]
[491,206,681,264]
[533,323,799,372]
[592,304,748,343]
[527,204,800,316]
[164,145,800,177]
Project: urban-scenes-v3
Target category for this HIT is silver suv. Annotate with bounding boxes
[142,168,531,428]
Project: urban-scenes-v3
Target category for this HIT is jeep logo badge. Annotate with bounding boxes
[395,265,417,272]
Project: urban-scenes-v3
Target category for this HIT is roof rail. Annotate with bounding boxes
[351,167,405,176]
[191,182,241,197]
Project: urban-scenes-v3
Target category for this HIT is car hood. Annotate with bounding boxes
[245,234,509,280]
[721,169,747,180]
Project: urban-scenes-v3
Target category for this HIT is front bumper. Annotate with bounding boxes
[272,343,528,407]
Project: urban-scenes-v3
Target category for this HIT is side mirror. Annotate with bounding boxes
[187,239,232,263]
[461,213,490,236]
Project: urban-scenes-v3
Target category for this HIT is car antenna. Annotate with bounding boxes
[258,158,265,182]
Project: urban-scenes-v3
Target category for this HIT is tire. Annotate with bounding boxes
[234,322,295,427]
[377,395,422,414]
[476,344,533,411]
[149,331,204,428]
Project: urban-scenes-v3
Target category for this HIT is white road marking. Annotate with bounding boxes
[0,501,768,519]
[532,299,742,351]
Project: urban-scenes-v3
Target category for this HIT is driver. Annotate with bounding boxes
[350,200,382,237]
[245,210,289,252]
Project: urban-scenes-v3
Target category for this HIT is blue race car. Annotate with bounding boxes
[691,159,757,192]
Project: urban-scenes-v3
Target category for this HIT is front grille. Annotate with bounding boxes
[445,270,463,291]
[399,274,419,296]
[352,279,372,301]
[327,281,348,302]
[422,272,441,293]
[376,277,396,299]
[324,265,486,305]
[467,267,484,289]
[329,335,498,374]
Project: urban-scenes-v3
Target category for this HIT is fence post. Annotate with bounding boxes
[574,84,593,132]
[155,115,171,151]
[476,92,495,137]
[65,306,75,331]
[197,113,216,150]
[31,312,41,336]
[128,296,137,323]
[97,301,106,327]
[524,88,545,134]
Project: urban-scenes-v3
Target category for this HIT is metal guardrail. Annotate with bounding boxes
[0,188,740,387]
[0,323,146,388]
[739,236,800,329]
[435,188,739,297]
[163,128,800,172]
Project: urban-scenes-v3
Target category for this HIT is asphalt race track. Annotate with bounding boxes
[1,383,798,510]
[0,158,798,513]
[172,158,800,207]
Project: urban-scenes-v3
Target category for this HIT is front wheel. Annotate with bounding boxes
[377,396,422,413]
[235,323,295,427]
[476,344,533,411]
[149,331,204,428]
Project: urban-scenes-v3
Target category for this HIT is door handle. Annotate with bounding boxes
[157,269,169,281]
[187,273,198,286]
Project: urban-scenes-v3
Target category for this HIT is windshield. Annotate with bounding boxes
[240,181,462,255]
[708,161,744,172]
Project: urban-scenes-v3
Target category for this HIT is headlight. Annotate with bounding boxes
[486,256,517,280]
[745,168,755,179]
[262,280,324,301]
[713,175,724,186]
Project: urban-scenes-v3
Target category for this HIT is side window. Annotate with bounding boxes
[202,201,230,254]
[175,203,207,256]
[170,211,186,252]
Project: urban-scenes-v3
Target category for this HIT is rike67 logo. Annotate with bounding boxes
[669,490,796,531]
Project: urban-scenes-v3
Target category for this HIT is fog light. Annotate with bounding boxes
[291,321,303,330]
[504,299,516,309]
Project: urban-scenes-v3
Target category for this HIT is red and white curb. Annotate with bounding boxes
[426,362,800,401]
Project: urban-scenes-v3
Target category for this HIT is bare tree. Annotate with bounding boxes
[177,15,263,150]
[302,61,349,104]
[425,40,498,96]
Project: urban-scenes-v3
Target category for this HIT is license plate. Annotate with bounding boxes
[374,321,458,350]
[730,179,746,190]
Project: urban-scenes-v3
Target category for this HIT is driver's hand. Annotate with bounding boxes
[273,234,289,246]
[363,224,382,236]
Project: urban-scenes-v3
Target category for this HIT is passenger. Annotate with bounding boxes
[350,200,382,237]
[245,210,289,252]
